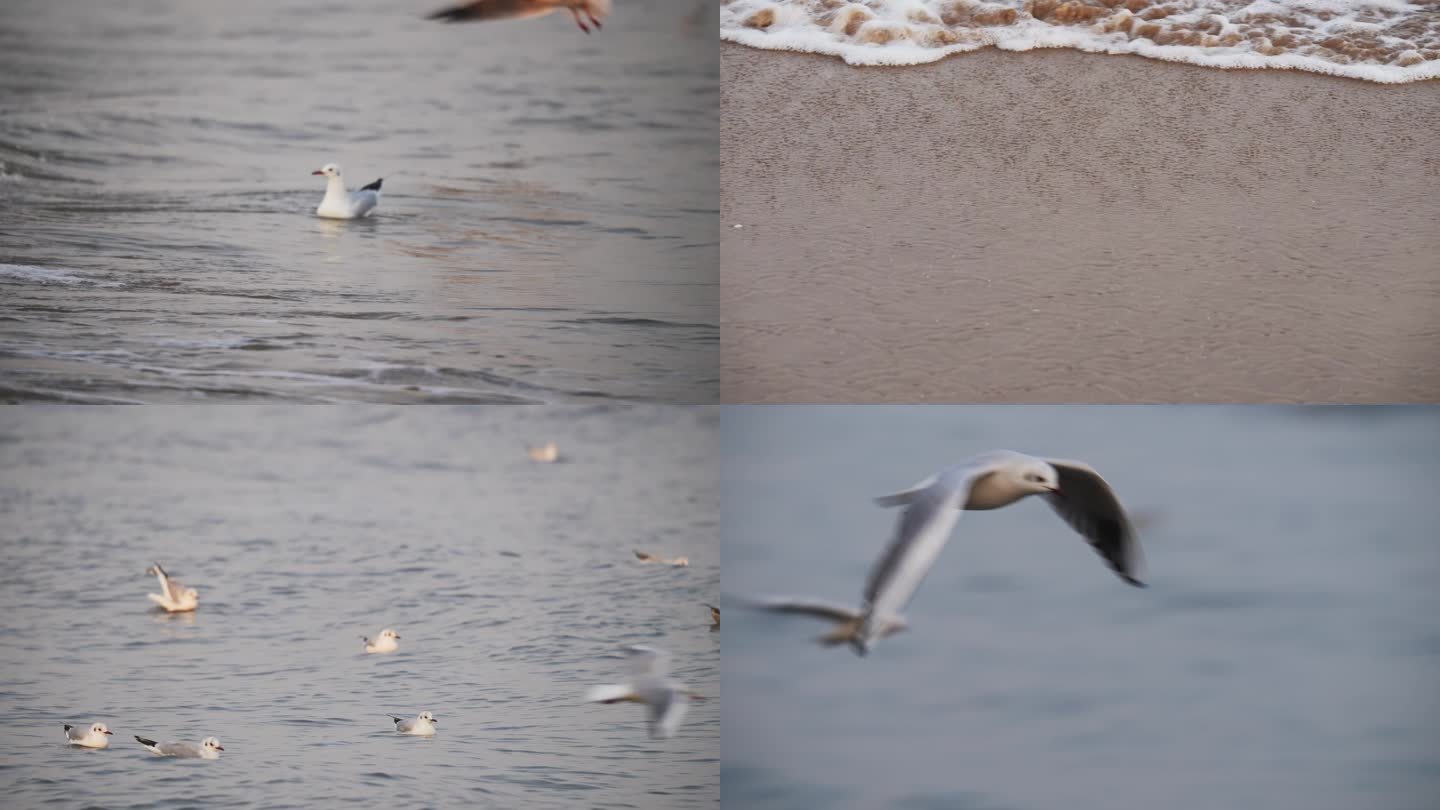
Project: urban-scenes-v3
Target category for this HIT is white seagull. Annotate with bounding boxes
[388,711,438,736]
[756,450,1145,656]
[146,562,199,613]
[64,722,113,749]
[584,645,704,739]
[633,550,689,567]
[135,735,224,759]
[427,0,612,33]
[311,163,381,219]
[361,628,401,654]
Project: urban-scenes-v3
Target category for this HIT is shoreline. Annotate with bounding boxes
[720,43,1440,403]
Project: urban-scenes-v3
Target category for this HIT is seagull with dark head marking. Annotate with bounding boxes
[427,0,611,33]
[389,711,438,736]
[753,450,1145,656]
[311,163,381,219]
[64,722,113,749]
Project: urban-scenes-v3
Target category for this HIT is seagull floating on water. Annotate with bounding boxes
[704,603,720,629]
[634,550,688,567]
[64,723,113,749]
[754,450,1145,656]
[135,735,224,759]
[146,562,199,613]
[427,0,611,33]
[527,442,559,463]
[362,628,401,654]
[312,163,381,219]
[584,645,704,739]
[389,711,438,736]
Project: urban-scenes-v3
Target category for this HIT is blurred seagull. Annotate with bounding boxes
[633,550,688,567]
[756,450,1145,656]
[64,723,113,749]
[585,645,704,739]
[527,442,559,463]
[362,628,401,654]
[135,735,223,759]
[427,0,612,33]
[704,603,719,628]
[389,711,438,736]
[311,163,381,219]
[146,562,199,613]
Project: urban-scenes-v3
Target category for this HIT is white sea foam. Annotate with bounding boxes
[0,263,112,286]
[719,0,1440,83]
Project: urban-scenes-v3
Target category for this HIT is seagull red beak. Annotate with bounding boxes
[103,730,113,735]
[311,170,324,175]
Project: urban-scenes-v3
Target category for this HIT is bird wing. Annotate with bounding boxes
[584,683,635,703]
[648,686,689,739]
[622,645,670,677]
[745,596,862,623]
[863,468,979,622]
[1044,459,1145,586]
[427,0,560,23]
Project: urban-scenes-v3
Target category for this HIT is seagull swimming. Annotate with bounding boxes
[704,603,720,628]
[64,723,113,749]
[311,163,381,219]
[427,0,612,33]
[584,645,703,739]
[633,550,689,567]
[389,711,438,736]
[135,735,224,759]
[758,450,1144,656]
[527,442,559,463]
[146,562,199,613]
[362,628,401,654]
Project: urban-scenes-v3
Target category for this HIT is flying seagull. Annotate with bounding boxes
[584,645,704,738]
[754,450,1144,656]
[427,0,612,33]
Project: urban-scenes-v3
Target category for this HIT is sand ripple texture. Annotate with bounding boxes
[719,45,1440,403]
[721,0,1440,82]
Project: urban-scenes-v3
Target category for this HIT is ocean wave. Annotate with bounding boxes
[0,262,118,287]
[720,0,1440,83]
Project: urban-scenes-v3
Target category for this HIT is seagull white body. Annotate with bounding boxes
[427,0,612,33]
[146,562,199,612]
[362,628,401,654]
[64,723,113,749]
[633,550,689,567]
[135,735,223,759]
[312,163,381,219]
[585,645,702,739]
[527,442,559,463]
[757,450,1144,656]
[389,711,438,736]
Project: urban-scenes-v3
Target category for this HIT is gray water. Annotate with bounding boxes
[0,405,719,808]
[0,0,717,403]
[722,406,1440,810]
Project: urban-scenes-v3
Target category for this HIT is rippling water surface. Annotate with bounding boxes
[0,0,717,403]
[723,405,1440,810]
[0,405,719,808]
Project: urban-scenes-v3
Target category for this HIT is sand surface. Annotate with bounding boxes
[720,44,1440,402]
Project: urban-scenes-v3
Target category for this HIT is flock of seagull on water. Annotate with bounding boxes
[746,451,1146,656]
[63,440,715,757]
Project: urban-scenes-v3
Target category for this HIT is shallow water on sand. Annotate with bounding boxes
[722,405,1440,810]
[0,405,719,809]
[0,0,717,403]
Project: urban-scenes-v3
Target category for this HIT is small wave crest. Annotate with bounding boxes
[0,263,116,287]
[720,0,1440,83]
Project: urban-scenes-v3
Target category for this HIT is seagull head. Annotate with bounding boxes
[419,711,436,724]
[312,163,341,178]
[183,587,200,602]
[202,736,224,752]
[1016,460,1061,496]
[91,723,112,736]
[381,628,400,641]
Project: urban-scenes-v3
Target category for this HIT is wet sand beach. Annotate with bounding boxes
[720,44,1440,403]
